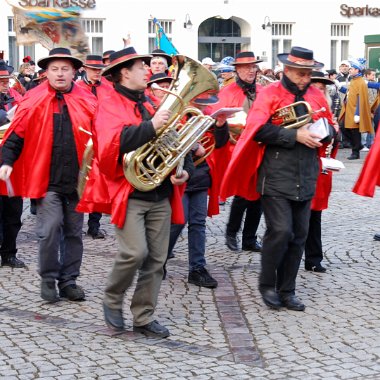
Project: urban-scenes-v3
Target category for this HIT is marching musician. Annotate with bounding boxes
[221,47,335,311]
[0,60,25,268]
[77,47,193,337]
[212,51,263,253]
[0,48,97,303]
[77,54,114,240]
[165,94,230,289]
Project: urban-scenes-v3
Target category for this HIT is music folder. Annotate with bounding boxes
[308,117,329,141]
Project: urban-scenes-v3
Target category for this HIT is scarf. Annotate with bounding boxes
[83,73,100,97]
[281,74,310,102]
[236,76,257,102]
[115,83,152,121]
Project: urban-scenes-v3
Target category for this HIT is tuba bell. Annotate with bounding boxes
[123,55,219,192]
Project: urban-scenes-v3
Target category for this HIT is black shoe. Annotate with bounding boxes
[280,295,305,311]
[133,320,170,338]
[87,228,105,239]
[59,284,86,301]
[103,303,124,331]
[347,153,360,160]
[242,240,262,252]
[225,234,238,251]
[305,264,326,273]
[373,233,380,241]
[260,289,282,310]
[41,281,60,303]
[1,256,26,268]
[188,267,218,288]
[167,252,175,259]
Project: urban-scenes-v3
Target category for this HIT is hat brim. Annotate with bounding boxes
[151,53,172,67]
[102,54,153,77]
[38,55,83,70]
[147,77,174,86]
[83,63,106,69]
[311,77,334,85]
[277,54,324,69]
[192,95,219,105]
[233,59,263,65]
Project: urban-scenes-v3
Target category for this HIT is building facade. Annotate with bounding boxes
[1,0,380,72]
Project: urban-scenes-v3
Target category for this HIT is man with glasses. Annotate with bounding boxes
[213,51,263,253]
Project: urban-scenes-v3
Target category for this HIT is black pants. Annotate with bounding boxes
[342,127,361,155]
[0,196,23,259]
[226,196,262,244]
[304,210,323,268]
[88,212,102,231]
[259,196,311,296]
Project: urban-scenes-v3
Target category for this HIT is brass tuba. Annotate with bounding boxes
[123,55,219,192]
[271,101,313,129]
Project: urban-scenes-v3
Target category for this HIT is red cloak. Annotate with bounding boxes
[77,89,185,228]
[220,81,334,204]
[0,81,97,198]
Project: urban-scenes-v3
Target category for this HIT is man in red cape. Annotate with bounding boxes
[78,47,192,338]
[0,48,97,303]
[76,54,113,240]
[220,47,335,312]
[0,60,24,268]
[353,118,380,240]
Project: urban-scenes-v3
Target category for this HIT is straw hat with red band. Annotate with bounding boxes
[83,55,105,69]
[277,46,324,69]
[232,51,263,65]
[0,61,12,79]
[38,47,83,70]
[310,70,334,85]
[147,72,174,87]
[102,47,152,76]
[102,50,115,64]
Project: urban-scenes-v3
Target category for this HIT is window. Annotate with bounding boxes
[148,19,174,53]
[330,23,350,69]
[80,19,104,55]
[271,23,293,68]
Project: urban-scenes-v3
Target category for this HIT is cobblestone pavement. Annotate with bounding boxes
[1,148,380,380]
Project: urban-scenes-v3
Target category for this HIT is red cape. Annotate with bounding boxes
[77,89,185,228]
[0,81,97,198]
[76,79,114,101]
[220,81,334,204]
[352,120,380,196]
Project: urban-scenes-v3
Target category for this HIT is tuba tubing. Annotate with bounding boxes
[123,54,219,192]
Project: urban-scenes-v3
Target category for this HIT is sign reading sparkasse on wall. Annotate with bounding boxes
[18,0,96,8]
[340,3,380,17]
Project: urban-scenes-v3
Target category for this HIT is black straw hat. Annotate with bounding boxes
[310,70,334,85]
[37,47,83,70]
[277,46,324,69]
[102,47,152,76]
[151,49,172,67]
[233,51,263,65]
[0,60,13,78]
[83,55,105,69]
[102,50,115,63]
[147,72,174,86]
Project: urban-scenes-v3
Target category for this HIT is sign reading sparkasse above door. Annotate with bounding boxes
[18,0,96,8]
[340,3,380,17]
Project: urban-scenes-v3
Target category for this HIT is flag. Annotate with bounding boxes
[153,17,178,56]
[10,4,89,61]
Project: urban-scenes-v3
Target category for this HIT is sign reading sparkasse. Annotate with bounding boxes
[18,0,96,8]
[340,3,380,17]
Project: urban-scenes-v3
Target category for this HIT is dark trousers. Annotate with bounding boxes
[342,127,361,155]
[0,196,23,259]
[259,196,311,296]
[304,210,323,268]
[226,196,262,244]
[88,212,102,231]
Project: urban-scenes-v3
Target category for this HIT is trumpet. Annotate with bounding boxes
[271,101,326,129]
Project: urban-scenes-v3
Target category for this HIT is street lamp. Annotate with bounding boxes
[184,14,193,29]
[262,16,271,30]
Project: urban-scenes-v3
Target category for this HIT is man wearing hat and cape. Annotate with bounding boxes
[221,47,335,311]
[211,51,264,254]
[77,47,193,338]
[0,47,97,303]
[77,54,114,240]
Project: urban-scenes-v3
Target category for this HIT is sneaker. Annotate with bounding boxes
[59,284,86,301]
[188,267,218,288]
[133,320,170,338]
[41,281,60,303]
[360,146,369,152]
[1,256,26,268]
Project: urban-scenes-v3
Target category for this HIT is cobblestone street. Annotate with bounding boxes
[1,148,380,380]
